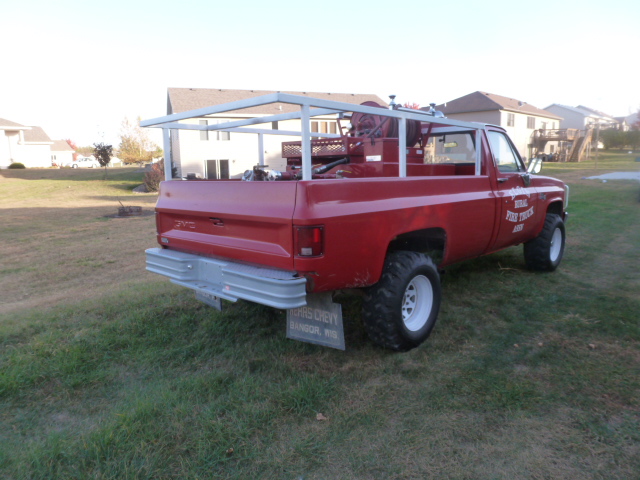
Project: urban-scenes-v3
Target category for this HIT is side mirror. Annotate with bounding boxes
[527,156,543,174]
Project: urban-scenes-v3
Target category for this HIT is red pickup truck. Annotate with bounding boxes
[143,94,568,351]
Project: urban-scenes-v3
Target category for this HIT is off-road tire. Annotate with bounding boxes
[362,251,441,351]
[524,213,565,271]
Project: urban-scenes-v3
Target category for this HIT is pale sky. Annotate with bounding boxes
[1,0,638,147]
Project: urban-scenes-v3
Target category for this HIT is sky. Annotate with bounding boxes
[1,0,638,147]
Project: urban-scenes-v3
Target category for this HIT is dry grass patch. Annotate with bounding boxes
[0,168,158,314]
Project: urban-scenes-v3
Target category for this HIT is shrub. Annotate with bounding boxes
[8,162,26,169]
[143,160,177,192]
[143,163,164,192]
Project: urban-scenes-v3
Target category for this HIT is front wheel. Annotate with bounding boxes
[362,251,441,351]
[524,213,566,271]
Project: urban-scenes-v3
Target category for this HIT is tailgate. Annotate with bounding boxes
[155,180,298,271]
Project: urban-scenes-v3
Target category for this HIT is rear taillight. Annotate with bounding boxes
[295,226,324,257]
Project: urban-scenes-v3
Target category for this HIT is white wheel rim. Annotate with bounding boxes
[402,275,433,332]
[550,227,563,262]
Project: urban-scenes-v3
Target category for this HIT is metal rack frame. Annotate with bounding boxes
[141,93,484,181]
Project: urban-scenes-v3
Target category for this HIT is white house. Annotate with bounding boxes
[613,117,631,132]
[624,112,639,130]
[436,91,563,160]
[544,104,618,130]
[1,118,55,168]
[50,140,75,166]
[163,88,388,179]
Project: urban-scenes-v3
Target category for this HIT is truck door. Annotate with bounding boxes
[487,130,540,251]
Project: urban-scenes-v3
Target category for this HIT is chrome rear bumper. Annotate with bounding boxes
[145,248,307,309]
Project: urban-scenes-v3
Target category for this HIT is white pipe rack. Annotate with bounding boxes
[141,93,485,182]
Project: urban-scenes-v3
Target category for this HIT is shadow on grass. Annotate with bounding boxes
[1,167,145,183]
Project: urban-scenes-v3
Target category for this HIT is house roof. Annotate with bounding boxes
[625,112,639,126]
[51,140,74,151]
[437,91,562,120]
[546,104,620,124]
[544,104,590,116]
[576,105,616,120]
[167,88,388,115]
[0,118,30,130]
[23,126,53,144]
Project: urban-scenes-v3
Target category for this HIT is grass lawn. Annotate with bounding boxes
[1,156,639,479]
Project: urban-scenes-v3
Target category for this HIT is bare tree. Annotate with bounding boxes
[118,116,162,165]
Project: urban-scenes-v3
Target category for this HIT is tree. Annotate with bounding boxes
[600,129,625,150]
[118,116,161,165]
[632,108,640,131]
[628,130,640,150]
[76,145,95,156]
[93,143,113,178]
[66,139,79,161]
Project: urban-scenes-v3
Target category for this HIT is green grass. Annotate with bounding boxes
[1,161,639,479]
[542,150,640,175]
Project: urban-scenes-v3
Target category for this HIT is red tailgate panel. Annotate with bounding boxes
[155,180,298,271]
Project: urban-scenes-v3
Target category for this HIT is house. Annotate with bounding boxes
[435,91,563,160]
[0,118,55,168]
[164,88,387,179]
[624,112,639,130]
[50,140,75,166]
[544,104,618,130]
[613,117,630,132]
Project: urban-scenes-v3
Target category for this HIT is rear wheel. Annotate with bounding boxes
[362,251,441,351]
[524,213,565,271]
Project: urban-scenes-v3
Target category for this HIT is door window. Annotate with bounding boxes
[488,131,523,173]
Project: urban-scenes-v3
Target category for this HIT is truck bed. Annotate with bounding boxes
[155,175,499,293]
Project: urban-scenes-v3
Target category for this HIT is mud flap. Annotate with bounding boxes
[195,291,223,311]
[287,292,345,350]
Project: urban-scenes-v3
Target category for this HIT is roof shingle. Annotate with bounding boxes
[51,140,74,151]
[23,126,53,144]
[167,88,388,115]
[0,118,28,129]
[438,91,562,120]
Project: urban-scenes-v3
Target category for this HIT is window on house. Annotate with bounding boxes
[311,121,338,135]
[272,121,279,130]
[199,120,209,141]
[214,120,230,141]
[527,117,535,129]
[507,113,515,127]
[200,119,231,141]
[206,159,230,179]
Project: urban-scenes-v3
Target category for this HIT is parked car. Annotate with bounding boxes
[69,157,100,168]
